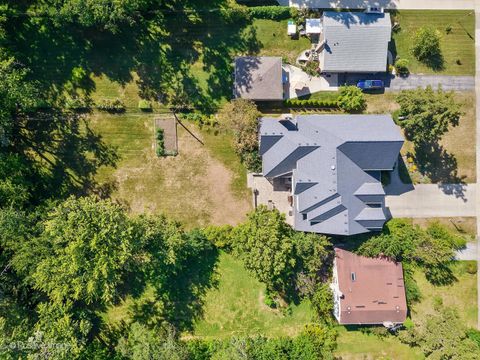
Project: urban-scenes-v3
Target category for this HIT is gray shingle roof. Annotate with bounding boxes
[234,56,283,100]
[259,114,403,236]
[321,12,391,73]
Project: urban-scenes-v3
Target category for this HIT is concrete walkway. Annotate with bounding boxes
[284,64,338,99]
[387,75,475,92]
[286,0,474,10]
[385,184,476,218]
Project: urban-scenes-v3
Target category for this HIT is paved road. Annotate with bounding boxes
[387,75,475,91]
[385,184,476,218]
[343,73,475,91]
[285,0,474,10]
[474,0,480,330]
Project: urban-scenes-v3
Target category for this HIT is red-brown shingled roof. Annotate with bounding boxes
[334,248,407,325]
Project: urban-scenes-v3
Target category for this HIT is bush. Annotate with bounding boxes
[97,98,126,113]
[445,24,452,34]
[249,6,293,20]
[181,112,218,128]
[202,225,234,250]
[264,291,277,308]
[156,128,165,157]
[466,261,477,275]
[395,58,410,76]
[337,86,366,113]
[138,99,152,112]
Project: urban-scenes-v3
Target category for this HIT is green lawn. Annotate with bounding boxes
[335,327,424,360]
[190,252,314,339]
[411,261,477,328]
[254,19,311,64]
[392,10,475,75]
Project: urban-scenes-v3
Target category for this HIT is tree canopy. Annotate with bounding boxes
[396,86,463,145]
[411,26,443,69]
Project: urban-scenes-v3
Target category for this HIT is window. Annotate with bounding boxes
[351,272,356,281]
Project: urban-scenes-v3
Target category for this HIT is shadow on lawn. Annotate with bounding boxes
[128,231,220,331]
[13,109,119,203]
[6,0,261,113]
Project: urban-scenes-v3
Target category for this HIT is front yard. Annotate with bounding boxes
[392,10,475,75]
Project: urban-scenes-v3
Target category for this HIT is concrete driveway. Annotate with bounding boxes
[386,184,476,218]
[283,64,338,99]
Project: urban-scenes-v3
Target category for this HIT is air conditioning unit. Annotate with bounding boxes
[365,6,384,14]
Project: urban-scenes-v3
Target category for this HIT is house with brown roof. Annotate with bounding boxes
[233,56,285,101]
[331,248,407,326]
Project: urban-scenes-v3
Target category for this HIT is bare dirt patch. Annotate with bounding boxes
[109,123,250,227]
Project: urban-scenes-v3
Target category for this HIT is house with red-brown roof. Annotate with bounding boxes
[331,248,407,326]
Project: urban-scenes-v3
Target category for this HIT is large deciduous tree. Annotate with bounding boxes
[233,206,295,293]
[31,196,136,305]
[396,86,463,145]
[218,99,262,172]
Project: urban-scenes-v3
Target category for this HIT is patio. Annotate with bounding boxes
[247,173,294,225]
[283,64,338,99]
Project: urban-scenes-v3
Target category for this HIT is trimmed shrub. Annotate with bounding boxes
[283,98,339,109]
[395,58,410,76]
[97,98,126,113]
[249,6,293,20]
[156,128,165,157]
[337,85,366,113]
[138,99,152,112]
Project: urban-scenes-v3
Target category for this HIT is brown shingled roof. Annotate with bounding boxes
[334,248,407,325]
[234,56,283,101]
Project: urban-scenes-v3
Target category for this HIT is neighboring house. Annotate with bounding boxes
[331,248,407,326]
[258,114,403,236]
[233,56,285,101]
[312,11,391,73]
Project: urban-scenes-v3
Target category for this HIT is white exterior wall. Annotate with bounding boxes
[330,256,342,322]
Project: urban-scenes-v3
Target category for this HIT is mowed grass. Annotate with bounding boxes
[335,327,424,360]
[190,252,314,339]
[392,10,475,75]
[254,19,311,64]
[411,261,477,328]
[365,91,476,183]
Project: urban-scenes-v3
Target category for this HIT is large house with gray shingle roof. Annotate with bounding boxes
[259,114,403,236]
[317,11,391,73]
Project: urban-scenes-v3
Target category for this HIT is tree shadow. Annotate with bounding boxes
[128,230,220,332]
[6,1,261,114]
[422,52,445,72]
[414,142,465,184]
[12,110,119,203]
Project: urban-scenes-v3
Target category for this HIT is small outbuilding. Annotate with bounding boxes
[233,56,284,101]
[305,18,322,34]
[331,248,407,326]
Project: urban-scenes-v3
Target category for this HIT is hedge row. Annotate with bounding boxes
[284,99,339,108]
[249,6,295,20]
